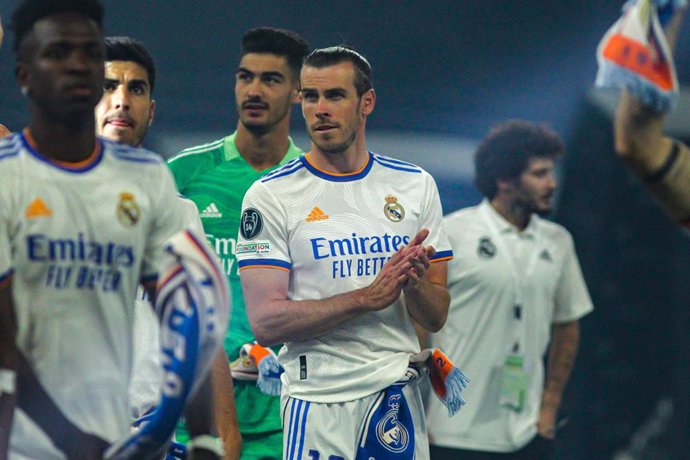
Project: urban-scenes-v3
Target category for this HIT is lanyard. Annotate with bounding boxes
[480,203,542,352]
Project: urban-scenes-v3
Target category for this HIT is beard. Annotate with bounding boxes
[310,129,357,155]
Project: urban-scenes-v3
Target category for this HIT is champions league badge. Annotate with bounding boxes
[477,236,496,258]
[116,192,140,227]
[383,195,405,223]
[240,208,263,240]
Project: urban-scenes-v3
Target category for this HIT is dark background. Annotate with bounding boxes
[2,1,690,458]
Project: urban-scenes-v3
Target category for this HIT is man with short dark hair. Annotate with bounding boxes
[426,120,593,459]
[168,27,309,459]
[0,2,219,458]
[236,45,452,459]
[96,36,156,148]
[95,35,241,459]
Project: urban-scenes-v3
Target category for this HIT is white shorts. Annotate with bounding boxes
[281,379,429,460]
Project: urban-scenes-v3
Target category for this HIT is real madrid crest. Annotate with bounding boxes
[116,192,140,227]
[477,236,496,258]
[383,194,405,223]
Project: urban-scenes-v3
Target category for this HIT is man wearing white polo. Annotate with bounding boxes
[426,120,593,459]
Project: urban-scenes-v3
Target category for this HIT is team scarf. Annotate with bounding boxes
[105,228,230,459]
[230,342,284,396]
[356,349,469,459]
[595,0,687,113]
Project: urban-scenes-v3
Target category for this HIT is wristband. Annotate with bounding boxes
[188,435,224,459]
[0,368,16,395]
[644,141,680,183]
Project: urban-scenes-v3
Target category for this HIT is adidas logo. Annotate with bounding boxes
[25,197,52,219]
[306,206,329,222]
[539,249,552,262]
[200,202,222,218]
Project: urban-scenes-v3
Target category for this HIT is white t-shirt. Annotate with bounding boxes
[236,152,452,403]
[0,132,187,459]
[426,199,593,452]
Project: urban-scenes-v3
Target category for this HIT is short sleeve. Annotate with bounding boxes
[141,166,188,283]
[235,181,291,271]
[419,172,453,262]
[553,233,594,323]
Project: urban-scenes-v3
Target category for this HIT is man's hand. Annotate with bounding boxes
[537,405,558,440]
[362,228,431,310]
[402,229,436,291]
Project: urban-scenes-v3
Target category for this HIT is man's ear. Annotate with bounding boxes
[16,62,29,96]
[291,86,301,104]
[495,178,515,195]
[361,89,376,116]
[148,99,156,127]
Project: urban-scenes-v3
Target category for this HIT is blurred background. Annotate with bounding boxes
[1,1,690,457]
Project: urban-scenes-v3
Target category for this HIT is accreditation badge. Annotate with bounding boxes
[500,354,528,412]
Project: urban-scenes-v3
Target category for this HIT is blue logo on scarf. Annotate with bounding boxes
[357,385,415,459]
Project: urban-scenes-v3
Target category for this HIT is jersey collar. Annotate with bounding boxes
[300,151,374,182]
[22,128,103,173]
[223,132,303,167]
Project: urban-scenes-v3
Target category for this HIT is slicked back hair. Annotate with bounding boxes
[302,46,373,97]
[240,27,310,78]
[105,36,156,94]
[474,119,564,199]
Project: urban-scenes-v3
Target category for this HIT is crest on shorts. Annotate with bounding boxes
[383,195,405,223]
[477,236,496,258]
[240,208,263,240]
[116,192,140,227]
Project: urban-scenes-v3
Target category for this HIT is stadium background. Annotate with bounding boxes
[1,1,689,457]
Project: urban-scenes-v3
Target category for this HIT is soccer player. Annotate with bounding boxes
[0,1,216,458]
[614,7,690,229]
[425,120,593,459]
[168,27,309,459]
[95,36,239,457]
[236,46,452,459]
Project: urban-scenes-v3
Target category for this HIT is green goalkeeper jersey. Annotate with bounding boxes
[168,132,302,434]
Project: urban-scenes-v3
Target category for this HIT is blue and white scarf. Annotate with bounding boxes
[105,228,230,459]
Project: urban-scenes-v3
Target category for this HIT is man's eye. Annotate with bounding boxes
[45,47,67,59]
[104,82,117,92]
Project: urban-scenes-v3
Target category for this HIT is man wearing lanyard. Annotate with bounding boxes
[425,119,593,459]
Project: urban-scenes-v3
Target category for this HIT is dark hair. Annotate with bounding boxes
[241,27,310,77]
[302,46,373,97]
[474,119,564,199]
[104,36,156,94]
[12,0,103,52]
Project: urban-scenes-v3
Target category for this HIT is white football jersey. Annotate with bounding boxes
[0,132,188,458]
[236,152,452,403]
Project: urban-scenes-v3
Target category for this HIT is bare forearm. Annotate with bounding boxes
[615,91,671,174]
[250,288,369,346]
[541,321,579,413]
[184,373,215,438]
[211,350,241,459]
[404,278,449,333]
[614,7,686,175]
